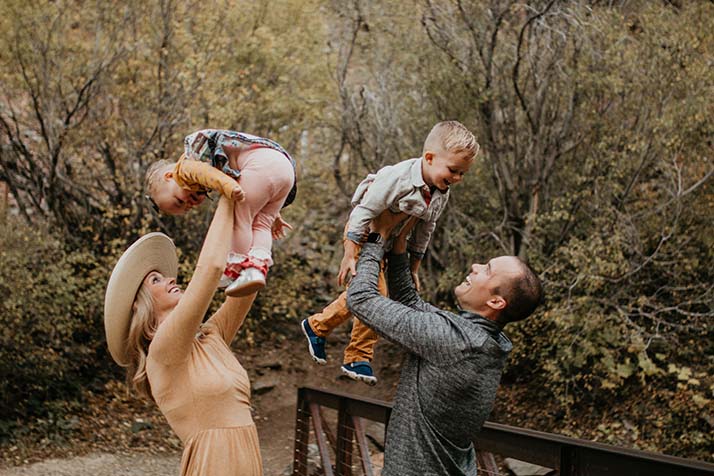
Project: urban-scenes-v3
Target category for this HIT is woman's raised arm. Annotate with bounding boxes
[150,197,234,364]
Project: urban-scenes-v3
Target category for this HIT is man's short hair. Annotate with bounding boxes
[497,259,543,325]
[423,121,480,161]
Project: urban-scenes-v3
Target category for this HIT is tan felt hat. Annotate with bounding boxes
[104,232,177,366]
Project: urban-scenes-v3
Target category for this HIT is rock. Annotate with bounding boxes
[131,420,153,433]
[255,358,282,370]
[252,378,279,395]
[503,457,554,476]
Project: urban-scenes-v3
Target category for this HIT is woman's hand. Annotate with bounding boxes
[271,214,293,240]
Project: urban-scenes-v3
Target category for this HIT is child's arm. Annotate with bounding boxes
[175,159,244,202]
[271,213,293,240]
[339,167,406,285]
[345,166,405,245]
[404,196,449,283]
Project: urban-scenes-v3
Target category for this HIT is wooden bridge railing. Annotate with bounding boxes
[292,386,714,476]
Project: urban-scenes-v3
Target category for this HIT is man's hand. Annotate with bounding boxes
[411,271,421,292]
[338,240,360,286]
[271,214,293,240]
[231,184,245,202]
[391,216,418,254]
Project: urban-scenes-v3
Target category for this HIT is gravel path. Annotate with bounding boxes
[0,453,179,476]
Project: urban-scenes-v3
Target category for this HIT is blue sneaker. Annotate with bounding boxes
[301,319,327,365]
[340,361,377,386]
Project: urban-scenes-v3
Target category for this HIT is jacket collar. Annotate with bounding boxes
[411,158,426,188]
[412,157,451,201]
[458,310,504,332]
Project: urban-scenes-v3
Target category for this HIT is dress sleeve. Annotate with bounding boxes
[148,198,234,365]
[204,294,257,345]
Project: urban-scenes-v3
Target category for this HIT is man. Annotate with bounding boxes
[346,214,543,476]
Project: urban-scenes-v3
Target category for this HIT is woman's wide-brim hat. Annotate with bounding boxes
[104,232,178,367]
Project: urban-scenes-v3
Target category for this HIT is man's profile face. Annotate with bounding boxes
[454,256,522,313]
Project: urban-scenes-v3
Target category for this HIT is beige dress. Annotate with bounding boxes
[147,262,262,476]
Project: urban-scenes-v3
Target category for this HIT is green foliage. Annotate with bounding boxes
[0,0,712,462]
[0,217,109,437]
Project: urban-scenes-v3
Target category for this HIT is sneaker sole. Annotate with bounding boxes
[340,367,377,386]
[225,280,265,297]
[301,320,327,365]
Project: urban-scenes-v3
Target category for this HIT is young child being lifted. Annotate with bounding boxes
[145,129,296,297]
[301,121,479,384]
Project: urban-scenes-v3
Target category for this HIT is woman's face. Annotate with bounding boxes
[143,271,182,325]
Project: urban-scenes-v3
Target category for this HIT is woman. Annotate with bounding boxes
[104,197,262,475]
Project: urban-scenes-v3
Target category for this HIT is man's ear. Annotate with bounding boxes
[486,295,506,311]
[163,170,174,181]
[424,151,434,164]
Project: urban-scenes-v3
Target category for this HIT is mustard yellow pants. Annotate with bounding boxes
[307,263,387,364]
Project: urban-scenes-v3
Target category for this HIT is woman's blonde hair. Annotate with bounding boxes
[126,283,158,401]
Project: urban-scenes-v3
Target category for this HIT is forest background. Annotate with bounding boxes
[0,0,712,466]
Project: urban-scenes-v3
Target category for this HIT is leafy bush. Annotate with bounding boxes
[0,217,108,437]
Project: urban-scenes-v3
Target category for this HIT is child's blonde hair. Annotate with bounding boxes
[144,158,177,197]
[423,121,480,160]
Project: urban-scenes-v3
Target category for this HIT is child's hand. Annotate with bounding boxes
[338,254,357,287]
[231,185,245,202]
[272,214,293,240]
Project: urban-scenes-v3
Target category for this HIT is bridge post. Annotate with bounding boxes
[292,388,310,476]
[335,396,354,476]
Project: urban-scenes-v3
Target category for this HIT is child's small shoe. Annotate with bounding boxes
[219,270,236,289]
[301,319,327,365]
[340,361,377,386]
[225,267,266,297]
[220,253,248,289]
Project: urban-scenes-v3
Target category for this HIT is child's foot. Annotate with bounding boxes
[340,361,377,386]
[225,267,266,297]
[301,319,327,365]
[218,273,234,289]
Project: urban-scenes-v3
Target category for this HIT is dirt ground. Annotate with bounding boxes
[0,328,402,476]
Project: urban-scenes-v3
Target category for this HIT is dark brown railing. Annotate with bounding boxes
[292,386,714,476]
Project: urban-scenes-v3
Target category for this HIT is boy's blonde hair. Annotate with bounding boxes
[144,159,177,197]
[423,121,480,160]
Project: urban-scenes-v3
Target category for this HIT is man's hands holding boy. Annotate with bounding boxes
[338,240,359,286]
[339,211,420,288]
[371,211,417,252]
[372,211,422,290]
